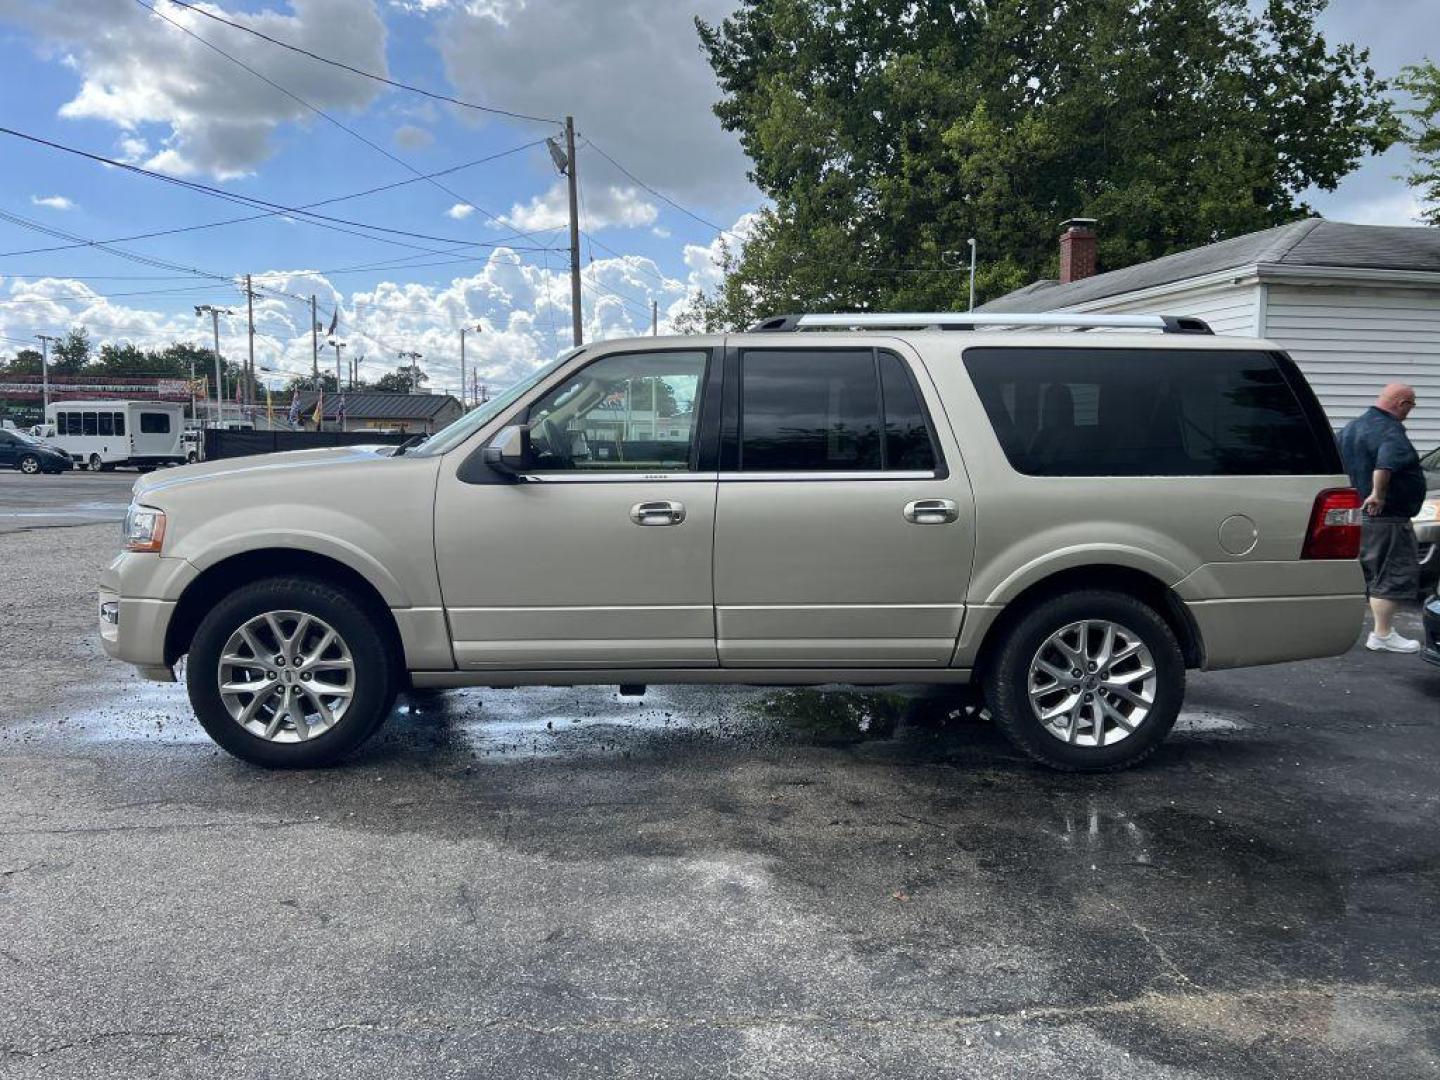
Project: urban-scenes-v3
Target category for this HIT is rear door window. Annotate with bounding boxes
[964,347,1338,476]
[140,412,172,434]
[737,348,940,472]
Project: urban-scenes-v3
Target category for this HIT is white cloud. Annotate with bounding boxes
[0,0,390,179]
[29,195,75,210]
[445,203,475,220]
[432,0,757,208]
[393,124,433,149]
[504,182,657,232]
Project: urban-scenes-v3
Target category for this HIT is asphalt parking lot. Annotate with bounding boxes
[2,513,1438,1078]
[0,468,134,533]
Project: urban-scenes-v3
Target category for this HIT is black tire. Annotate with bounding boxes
[187,576,398,768]
[983,590,1185,772]
[18,454,41,475]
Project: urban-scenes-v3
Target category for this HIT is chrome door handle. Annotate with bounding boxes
[630,500,686,526]
[903,498,959,524]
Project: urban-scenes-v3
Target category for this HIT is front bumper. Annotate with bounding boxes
[98,551,195,680]
[1422,593,1440,668]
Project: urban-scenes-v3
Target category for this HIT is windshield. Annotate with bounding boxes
[412,347,584,457]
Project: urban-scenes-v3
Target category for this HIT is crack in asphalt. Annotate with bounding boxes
[6,983,1439,1058]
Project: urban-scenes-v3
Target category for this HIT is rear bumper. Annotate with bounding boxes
[1186,594,1365,670]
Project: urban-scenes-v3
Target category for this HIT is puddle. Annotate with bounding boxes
[8,678,1244,760]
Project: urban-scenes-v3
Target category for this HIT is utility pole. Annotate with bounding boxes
[244,273,256,409]
[194,305,232,427]
[967,238,978,312]
[310,294,319,382]
[651,299,658,336]
[36,334,57,417]
[329,339,346,394]
[547,117,583,347]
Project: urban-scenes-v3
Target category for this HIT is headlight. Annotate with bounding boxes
[1417,499,1440,523]
[123,504,166,553]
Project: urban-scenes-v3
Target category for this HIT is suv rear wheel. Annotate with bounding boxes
[187,576,397,768]
[983,590,1184,771]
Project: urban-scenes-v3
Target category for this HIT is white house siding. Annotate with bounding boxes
[1080,282,1259,337]
[1262,284,1440,448]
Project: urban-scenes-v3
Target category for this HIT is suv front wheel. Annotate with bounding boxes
[984,590,1185,771]
[187,576,397,768]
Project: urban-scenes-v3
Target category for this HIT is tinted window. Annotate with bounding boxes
[964,347,1335,476]
[67,413,82,436]
[140,412,171,434]
[82,412,97,436]
[98,413,113,436]
[879,351,936,470]
[525,350,706,471]
[740,349,881,471]
[114,413,125,436]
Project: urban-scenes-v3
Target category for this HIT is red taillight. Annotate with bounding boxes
[1302,488,1362,560]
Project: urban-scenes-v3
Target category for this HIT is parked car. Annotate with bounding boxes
[1416,445,1440,594]
[100,312,1367,772]
[0,427,73,474]
[46,400,187,471]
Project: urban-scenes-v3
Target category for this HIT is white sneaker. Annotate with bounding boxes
[1366,630,1422,654]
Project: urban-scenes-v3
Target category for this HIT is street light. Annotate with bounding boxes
[194,305,234,427]
[459,324,482,409]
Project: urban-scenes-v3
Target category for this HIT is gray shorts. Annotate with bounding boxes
[1360,519,1419,601]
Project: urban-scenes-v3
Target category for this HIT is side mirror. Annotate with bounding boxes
[482,424,532,477]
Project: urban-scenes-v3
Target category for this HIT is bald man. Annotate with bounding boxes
[1338,383,1425,653]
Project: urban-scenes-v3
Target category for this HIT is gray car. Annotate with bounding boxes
[99,312,1368,773]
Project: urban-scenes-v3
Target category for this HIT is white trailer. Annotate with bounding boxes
[45,400,187,471]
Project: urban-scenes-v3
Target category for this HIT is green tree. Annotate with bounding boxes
[692,0,1399,324]
[1397,59,1440,226]
[91,343,159,376]
[284,372,339,393]
[373,365,427,394]
[3,349,44,376]
[50,327,91,375]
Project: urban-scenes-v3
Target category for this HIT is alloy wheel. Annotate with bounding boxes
[19,456,39,474]
[1027,620,1157,747]
[217,610,355,742]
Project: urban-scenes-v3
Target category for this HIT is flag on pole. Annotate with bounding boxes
[327,308,338,337]
[312,387,325,427]
[266,385,274,428]
[287,391,301,426]
[336,393,346,429]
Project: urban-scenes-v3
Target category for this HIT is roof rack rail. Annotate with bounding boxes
[747,312,1214,335]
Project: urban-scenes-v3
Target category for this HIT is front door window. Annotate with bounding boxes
[525,350,708,472]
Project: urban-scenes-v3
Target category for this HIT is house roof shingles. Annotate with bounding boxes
[977,220,1440,314]
[292,391,460,421]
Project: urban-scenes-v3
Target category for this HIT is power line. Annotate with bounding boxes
[154,0,562,126]
[0,209,229,281]
[0,127,559,257]
[135,0,551,246]
[0,136,555,259]
[580,137,742,241]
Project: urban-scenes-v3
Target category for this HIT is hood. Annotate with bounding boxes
[134,443,398,498]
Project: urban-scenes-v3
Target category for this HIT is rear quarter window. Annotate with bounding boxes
[963,347,1339,477]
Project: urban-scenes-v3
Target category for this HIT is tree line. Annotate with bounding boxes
[0,327,429,396]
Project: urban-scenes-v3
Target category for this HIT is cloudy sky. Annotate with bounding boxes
[0,0,1431,396]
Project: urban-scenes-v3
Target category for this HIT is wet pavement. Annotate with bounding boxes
[2,523,1439,1078]
[0,469,134,533]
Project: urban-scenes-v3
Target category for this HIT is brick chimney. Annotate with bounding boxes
[1059,218,1098,284]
